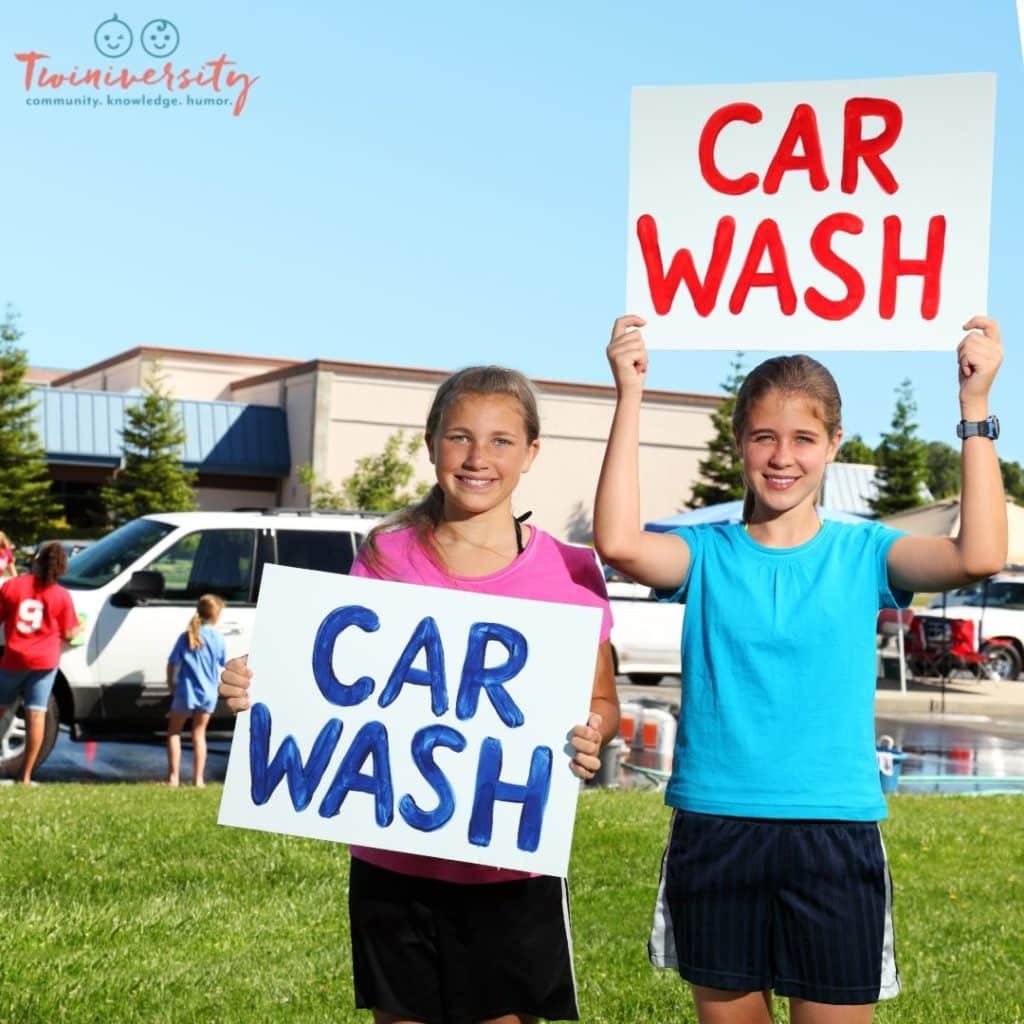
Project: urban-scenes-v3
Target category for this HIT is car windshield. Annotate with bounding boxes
[59,518,176,590]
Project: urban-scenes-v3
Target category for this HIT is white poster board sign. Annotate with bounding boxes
[218,565,601,877]
[627,73,995,351]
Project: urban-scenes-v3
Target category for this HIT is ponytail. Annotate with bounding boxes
[186,593,226,651]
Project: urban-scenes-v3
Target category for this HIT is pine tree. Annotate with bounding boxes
[0,308,62,544]
[101,366,197,524]
[869,379,928,517]
[687,354,746,508]
[300,430,428,513]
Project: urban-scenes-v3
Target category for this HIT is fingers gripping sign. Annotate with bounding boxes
[568,712,604,781]
[219,654,253,712]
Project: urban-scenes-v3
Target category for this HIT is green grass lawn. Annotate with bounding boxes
[1,786,1021,1023]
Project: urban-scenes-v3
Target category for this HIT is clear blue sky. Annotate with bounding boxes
[3,1,1023,462]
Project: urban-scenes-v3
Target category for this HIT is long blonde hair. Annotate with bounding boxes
[361,365,541,573]
[187,594,225,651]
[732,354,842,523]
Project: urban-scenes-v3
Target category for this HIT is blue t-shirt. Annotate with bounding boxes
[168,624,227,712]
[662,520,910,821]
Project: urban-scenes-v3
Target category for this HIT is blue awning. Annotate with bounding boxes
[32,387,291,477]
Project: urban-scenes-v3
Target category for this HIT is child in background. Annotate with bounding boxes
[0,532,18,580]
[595,314,1006,1024]
[0,541,80,783]
[220,365,619,1024]
[166,594,226,788]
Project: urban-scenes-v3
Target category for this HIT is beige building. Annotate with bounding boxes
[36,346,720,540]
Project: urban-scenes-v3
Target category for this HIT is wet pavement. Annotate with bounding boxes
[20,677,1024,793]
[32,728,232,784]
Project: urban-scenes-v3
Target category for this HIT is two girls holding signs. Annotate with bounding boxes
[222,313,1006,1024]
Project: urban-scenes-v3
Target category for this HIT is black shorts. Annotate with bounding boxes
[349,856,579,1024]
[649,810,899,1005]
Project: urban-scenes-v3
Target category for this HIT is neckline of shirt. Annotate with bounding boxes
[733,517,834,556]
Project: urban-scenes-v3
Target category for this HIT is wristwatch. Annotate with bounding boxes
[956,415,999,440]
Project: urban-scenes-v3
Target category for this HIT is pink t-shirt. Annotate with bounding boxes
[348,524,612,884]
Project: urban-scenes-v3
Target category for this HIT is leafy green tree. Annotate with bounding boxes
[1000,459,1024,505]
[100,366,197,524]
[835,434,876,464]
[687,354,746,509]
[0,308,62,543]
[869,379,928,517]
[300,430,428,513]
[924,441,961,500]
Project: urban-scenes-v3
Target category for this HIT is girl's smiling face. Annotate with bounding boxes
[427,393,539,519]
[738,390,841,519]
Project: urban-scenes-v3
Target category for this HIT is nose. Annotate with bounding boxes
[767,441,794,467]
[461,441,486,467]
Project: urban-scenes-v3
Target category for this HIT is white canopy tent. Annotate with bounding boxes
[880,498,1024,567]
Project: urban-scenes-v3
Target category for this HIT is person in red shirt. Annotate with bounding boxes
[0,542,80,783]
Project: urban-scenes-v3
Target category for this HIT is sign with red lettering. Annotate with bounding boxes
[627,74,995,350]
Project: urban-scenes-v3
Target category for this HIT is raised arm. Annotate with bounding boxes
[593,315,691,590]
[888,316,1007,592]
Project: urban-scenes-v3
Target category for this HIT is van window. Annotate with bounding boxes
[275,530,359,575]
[146,529,257,603]
[59,518,176,590]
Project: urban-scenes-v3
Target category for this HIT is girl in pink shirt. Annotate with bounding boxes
[221,365,619,1024]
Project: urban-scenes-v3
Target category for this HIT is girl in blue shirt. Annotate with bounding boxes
[166,593,227,787]
[595,314,1007,1024]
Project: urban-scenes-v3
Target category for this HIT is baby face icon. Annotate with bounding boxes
[94,14,133,58]
[140,18,180,58]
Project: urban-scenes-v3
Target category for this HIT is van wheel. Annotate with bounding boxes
[0,694,60,778]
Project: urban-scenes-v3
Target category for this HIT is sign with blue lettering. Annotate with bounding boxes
[218,564,602,877]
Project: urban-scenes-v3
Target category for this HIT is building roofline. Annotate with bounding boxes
[51,345,300,387]
[230,358,720,408]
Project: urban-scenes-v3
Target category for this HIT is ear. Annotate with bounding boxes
[826,428,843,463]
[520,438,540,474]
[423,432,436,466]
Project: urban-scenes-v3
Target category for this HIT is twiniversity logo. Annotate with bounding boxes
[15,13,259,116]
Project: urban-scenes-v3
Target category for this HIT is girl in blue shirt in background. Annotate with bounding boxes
[595,314,1007,1024]
[166,593,226,788]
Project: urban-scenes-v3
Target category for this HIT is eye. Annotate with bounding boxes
[493,437,514,447]
[446,432,470,444]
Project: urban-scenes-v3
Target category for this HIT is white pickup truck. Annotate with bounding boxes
[912,572,1024,680]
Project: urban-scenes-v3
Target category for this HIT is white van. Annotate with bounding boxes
[0,509,380,777]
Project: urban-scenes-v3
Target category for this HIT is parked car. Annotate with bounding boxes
[0,509,381,777]
[912,572,1024,681]
[605,568,684,684]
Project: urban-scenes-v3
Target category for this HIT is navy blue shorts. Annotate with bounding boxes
[649,810,899,1005]
[349,857,579,1023]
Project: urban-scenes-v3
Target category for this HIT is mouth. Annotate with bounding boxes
[763,474,799,490]
[455,475,496,490]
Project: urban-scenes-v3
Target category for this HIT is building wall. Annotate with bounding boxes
[59,352,295,401]
[196,486,279,511]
